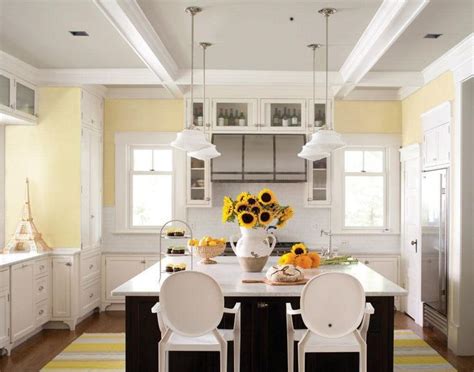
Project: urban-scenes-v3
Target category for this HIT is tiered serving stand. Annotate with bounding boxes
[159,219,194,281]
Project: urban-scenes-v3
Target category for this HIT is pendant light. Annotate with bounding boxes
[188,42,221,160]
[299,8,345,159]
[171,7,212,152]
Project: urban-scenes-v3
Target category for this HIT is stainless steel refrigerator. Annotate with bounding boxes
[421,168,449,333]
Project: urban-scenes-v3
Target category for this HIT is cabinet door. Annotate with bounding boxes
[11,262,35,341]
[187,157,211,206]
[105,257,145,301]
[0,290,10,347]
[211,98,258,131]
[308,99,331,131]
[0,71,13,111]
[14,78,36,117]
[359,257,399,284]
[260,99,306,131]
[89,131,102,248]
[52,257,72,318]
[185,98,210,131]
[423,128,438,166]
[437,124,450,164]
[81,128,92,249]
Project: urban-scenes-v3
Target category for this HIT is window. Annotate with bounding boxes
[130,147,173,228]
[343,148,386,229]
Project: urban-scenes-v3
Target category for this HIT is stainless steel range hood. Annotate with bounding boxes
[211,134,307,183]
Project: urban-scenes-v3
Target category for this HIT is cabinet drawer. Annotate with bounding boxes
[34,258,50,278]
[80,279,101,315]
[35,276,50,303]
[35,299,50,326]
[81,253,101,282]
[0,268,9,291]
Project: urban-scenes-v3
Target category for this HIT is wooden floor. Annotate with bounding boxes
[1,311,473,372]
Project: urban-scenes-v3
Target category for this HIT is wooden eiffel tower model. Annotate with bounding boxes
[3,178,51,253]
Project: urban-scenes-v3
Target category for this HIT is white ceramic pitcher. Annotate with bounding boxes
[229,227,276,272]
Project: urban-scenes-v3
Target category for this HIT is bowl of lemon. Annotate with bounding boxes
[188,236,226,265]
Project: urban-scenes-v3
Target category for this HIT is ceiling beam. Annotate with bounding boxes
[93,0,182,98]
[335,0,429,98]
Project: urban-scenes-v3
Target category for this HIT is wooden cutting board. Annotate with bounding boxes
[242,278,308,286]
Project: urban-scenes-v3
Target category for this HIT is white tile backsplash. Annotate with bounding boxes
[103,182,400,254]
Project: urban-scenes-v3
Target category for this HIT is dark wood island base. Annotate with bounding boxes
[126,295,394,372]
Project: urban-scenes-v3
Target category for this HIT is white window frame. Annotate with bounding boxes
[331,134,401,235]
[342,147,388,230]
[115,132,186,234]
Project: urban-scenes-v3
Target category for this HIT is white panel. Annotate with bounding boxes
[52,257,72,318]
[11,262,35,341]
[105,257,144,301]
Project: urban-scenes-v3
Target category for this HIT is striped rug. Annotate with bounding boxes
[395,330,456,371]
[41,333,125,371]
[41,330,455,371]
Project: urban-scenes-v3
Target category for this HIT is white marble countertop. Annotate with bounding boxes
[0,249,81,269]
[113,256,407,297]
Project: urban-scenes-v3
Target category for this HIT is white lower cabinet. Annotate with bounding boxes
[102,254,159,308]
[0,268,11,354]
[11,262,35,342]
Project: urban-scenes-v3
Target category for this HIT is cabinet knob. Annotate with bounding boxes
[364,260,370,265]
[39,285,44,291]
[40,265,45,270]
[89,293,94,298]
[66,262,72,267]
[39,309,44,315]
[205,197,210,201]
[89,264,94,270]
[141,260,146,264]
[91,215,95,219]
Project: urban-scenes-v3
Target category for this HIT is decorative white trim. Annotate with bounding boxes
[344,88,400,101]
[421,101,451,132]
[93,0,182,98]
[423,33,474,84]
[106,87,175,99]
[337,0,428,97]
[0,50,38,85]
[114,132,186,234]
[397,86,421,100]
[82,85,108,99]
[399,143,420,162]
[358,71,424,87]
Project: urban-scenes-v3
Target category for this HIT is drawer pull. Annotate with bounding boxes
[39,309,44,315]
[257,302,268,309]
[89,293,94,298]
[364,260,370,265]
[89,264,94,270]
[39,265,45,270]
[66,262,72,267]
[38,285,44,291]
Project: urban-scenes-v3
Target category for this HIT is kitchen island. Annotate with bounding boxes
[113,256,406,372]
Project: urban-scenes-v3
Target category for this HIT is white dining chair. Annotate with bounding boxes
[286,272,374,372]
[151,271,241,372]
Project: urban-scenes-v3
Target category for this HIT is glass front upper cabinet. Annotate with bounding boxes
[0,72,13,111]
[185,98,210,130]
[308,99,332,131]
[306,156,331,206]
[15,78,36,117]
[187,156,211,206]
[211,98,258,131]
[260,99,306,131]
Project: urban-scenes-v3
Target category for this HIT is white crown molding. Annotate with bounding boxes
[397,86,421,100]
[82,85,108,99]
[359,71,423,87]
[344,88,400,101]
[0,50,39,85]
[106,87,174,99]
[93,0,182,98]
[423,33,474,84]
[336,0,428,98]
[399,143,420,162]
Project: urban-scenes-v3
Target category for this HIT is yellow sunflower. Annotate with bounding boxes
[258,188,277,205]
[278,252,296,265]
[283,206,294,220]
[276,218,288,229]
[291,243,308,255]
[235,192,250,202]
[258,210,273,225]
[250,204,262,216]
[246,195,258,205]
[222,202,234,223]
[237,211,257,228]
[234,201,249,214]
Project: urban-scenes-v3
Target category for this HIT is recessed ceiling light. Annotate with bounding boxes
[69,31,89,37]
[424,33,442,39]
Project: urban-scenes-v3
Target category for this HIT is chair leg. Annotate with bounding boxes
[234,336,240,372]
[220,342,228,372]
[287,333,294,372]
[158,342,166,372]
[359,343,367,372]
[297,343,305,372]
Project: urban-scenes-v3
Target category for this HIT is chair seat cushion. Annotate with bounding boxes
[294,330,362,353]
[165,329,234,351]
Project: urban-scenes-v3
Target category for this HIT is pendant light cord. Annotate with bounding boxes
[312,46,316,130]
[189,12,194,130]
[203,44,206,134]
[325,13,330,131]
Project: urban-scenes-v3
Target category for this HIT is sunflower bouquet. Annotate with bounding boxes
[222,188,294,229]
[278,243,321,269]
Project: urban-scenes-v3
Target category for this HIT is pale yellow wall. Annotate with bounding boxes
[334,100,402,133]
[5,87,82,247]
[103,99,184,206]
[401,71,455,146]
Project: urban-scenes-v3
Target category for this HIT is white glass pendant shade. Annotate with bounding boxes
[297,145,330,161]
[170,129,212,152]
[304,129,345,152]
[188,144,221,160]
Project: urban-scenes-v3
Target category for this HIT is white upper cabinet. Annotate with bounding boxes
[308,99,332,132]
[305,157,331,207]
[185,98,210,131]
[260,99,306,132]
[211,98,258,131]
[187,156,212,207]
[0,70,37,125]
[81,90,103,130]
[421,101,451,170]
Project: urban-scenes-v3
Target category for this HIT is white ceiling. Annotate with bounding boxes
[137,0,383,71]
[372,0,473,72]
[0,0,145,68]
